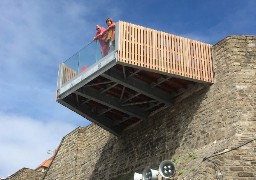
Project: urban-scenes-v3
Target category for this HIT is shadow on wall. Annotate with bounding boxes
[87,86,210,180]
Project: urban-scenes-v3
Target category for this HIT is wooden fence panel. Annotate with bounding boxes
[61,64,77,85]
[117,21,213,83]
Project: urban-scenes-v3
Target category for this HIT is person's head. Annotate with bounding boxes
[106,18,113,26]
[96,25,101,31]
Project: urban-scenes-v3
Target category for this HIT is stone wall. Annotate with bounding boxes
[43,125,112,180]
[44,36,256,180]
[43,128,79,179]
[4,168,43,180]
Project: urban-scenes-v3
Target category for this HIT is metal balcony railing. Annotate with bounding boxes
[57,40,115,90]
[57,21,213,93]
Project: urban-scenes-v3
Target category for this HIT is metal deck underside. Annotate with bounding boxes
[57,54,206,136]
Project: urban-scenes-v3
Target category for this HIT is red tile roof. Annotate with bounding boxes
[36,156,53,170]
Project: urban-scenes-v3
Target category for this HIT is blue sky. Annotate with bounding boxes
[0,0,255,178]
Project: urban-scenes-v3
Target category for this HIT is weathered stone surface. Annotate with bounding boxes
[4,168,43,180]
[230,166,244,171]
[238,172,254,177]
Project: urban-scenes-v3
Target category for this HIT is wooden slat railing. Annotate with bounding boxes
[60,63,77,86]
[117,21,214,83]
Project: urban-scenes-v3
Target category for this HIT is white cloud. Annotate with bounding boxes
[0,1,93,177]
[0,111,76,178]
[0,0,94,120]
[0,1,88,70]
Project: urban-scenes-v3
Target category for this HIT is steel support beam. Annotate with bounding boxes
[75,87,148,120]
[97,107,112,116]
[119,86,126,101]
[150,76,172,88]
[114,116,132,125]
[122,100,157,107]
[58,99,122,136]
[100,82,118,94]
[85,80,113,87]
[101,69,173,105]
[122,92,141,104]
[127,69,141,78]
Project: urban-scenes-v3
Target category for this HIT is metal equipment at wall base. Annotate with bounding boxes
[159,160,175,179]
[134,160,176,180]
[134,172,143,180]
[142,167,158,180]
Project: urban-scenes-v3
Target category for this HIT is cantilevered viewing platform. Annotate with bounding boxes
[56,21,214,135]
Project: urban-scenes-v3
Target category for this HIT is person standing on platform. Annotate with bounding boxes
[93,25,109,57]
[103,18,116,53]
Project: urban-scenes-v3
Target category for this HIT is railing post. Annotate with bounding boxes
[78,51,80,73]
[57,63,64,93]
[115,21,119,52]
[95,40,97,62]
[152,30,156,68]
